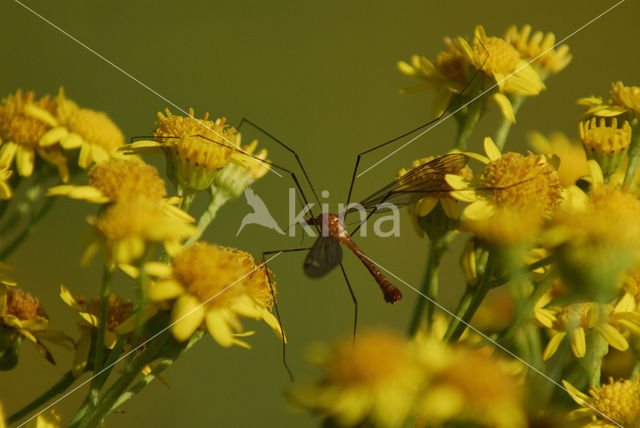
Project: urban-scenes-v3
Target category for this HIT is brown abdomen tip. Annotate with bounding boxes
[384,288,403,304]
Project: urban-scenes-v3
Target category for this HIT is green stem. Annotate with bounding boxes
[110,332,203,411]
[493,94,525,151]
[407,234,449,336]
[77,335,168,428]
[92,267,113,376]
[448,253,495,342]
[580,330,608,387]
[0,195,55,260]
[454,99,484,151]
[131,261,149,349]
[443,286,474,341]
[185,189,230,246]
[7,370,75,424]
[490,256,554,289]
[624,120,640,186]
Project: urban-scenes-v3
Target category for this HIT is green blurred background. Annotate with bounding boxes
[1,0,638,426]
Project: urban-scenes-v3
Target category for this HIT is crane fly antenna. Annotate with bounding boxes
[345,33,490,208]
[238,118,323,209]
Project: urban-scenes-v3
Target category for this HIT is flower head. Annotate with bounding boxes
[447,137,562,245]
[0,284,72,368]
[290,329,421,428]
[0,90,56,177]
[30,88,125,169]
[578,82,640,120]
[545,168,640,300]
[579,117,632,178]
[504,25,572,77]
[564,377,640,427]
[147,243,282,347]
[59,285,148,376]
[124,108,241,192]
[396,154,471,238]
[84,197,197,266]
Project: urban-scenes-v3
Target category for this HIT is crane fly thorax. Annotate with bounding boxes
[314,213,349,240]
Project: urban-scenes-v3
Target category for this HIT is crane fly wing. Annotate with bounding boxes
[303,237,343,278]
[351,153,469,213]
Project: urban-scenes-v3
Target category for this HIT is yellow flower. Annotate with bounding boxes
[564,377,640,427]
[84,197,197,266]
[415,341,526,428]
[398,40,471,117]
[578,82,640,120]
[399,25,545,123]
[290,329,422,428]
[124,108,241,192]
[545,164,640,300]
[213,136,270,198]
[504,25,572,77]
[453,25,546,122]
[529,130,590,188]
[24,409,62,428]
[447,137,562,245]
[540,298,640,360]
[0,90,56,177]
[0,284,73,368]
[395,154,471,237]
[578,117,632,178]
[147,243,282,347]
[0,168,12,200]
[59,285,154,376]
[47,158,193,222]
[27,88,124,169]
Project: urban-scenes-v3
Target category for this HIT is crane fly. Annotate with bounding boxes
[302,152,469,304]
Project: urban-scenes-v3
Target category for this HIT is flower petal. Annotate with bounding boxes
[205,309,235,347]
[543,331,566,360]
[170,294,205,342]
[492,93,516,123]
[483,137,502,161]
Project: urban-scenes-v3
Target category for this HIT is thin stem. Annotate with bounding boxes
[448,253,495,342]
[493,94,525,150]
[92,267,113,377]
[490,256,554,288]
[454,99,484,151]
[407,234,449,336]
[443,286,475,341]
[7,371,75,424]
[624,120,640,187]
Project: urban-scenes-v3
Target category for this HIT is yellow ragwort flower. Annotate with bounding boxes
[0,284,73,367]
[290,329,422,428]
[545,163,640,300]
[578,82,640,120]
[398,40,471,117]
[416,346,526,428]
[59,285,154,376]
[28,88,124,169]
[447,137,562,244]
[47,158,193,222]
[453,25,546,122]
[147,243,282,347]
[579,117,632,178]
[124,108,241,192]
[396,154,472,237]
[504,25,572,77]
[540,298,640,360]
[0,90,56,177]
[84,197,197,266]
[564,377,640,427]
[529,130,590,188]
